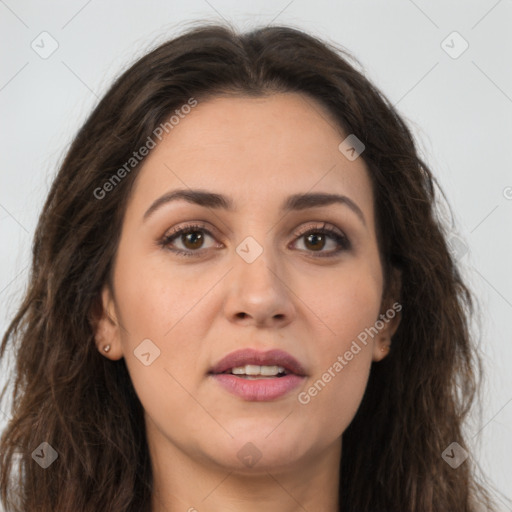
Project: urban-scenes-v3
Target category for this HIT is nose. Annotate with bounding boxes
[222,241,296,329]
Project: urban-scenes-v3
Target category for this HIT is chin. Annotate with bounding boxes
[217,450,304,475]
[202,432,308,473]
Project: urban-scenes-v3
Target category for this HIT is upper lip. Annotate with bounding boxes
[209,348,307,376]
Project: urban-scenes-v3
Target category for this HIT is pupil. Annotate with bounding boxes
[184,231,203,249]
[305,233,324,251]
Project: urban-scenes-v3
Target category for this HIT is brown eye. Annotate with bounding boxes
[160,223,219,257]
[180,230,205,250]
[292,224,351,257]
[160,222,350,258]
[303,232,327,251]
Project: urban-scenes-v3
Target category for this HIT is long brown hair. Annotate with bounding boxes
[0,21,500,511]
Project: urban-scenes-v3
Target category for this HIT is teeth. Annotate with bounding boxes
[230,364,286,376]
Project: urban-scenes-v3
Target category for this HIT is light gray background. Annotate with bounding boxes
[1,0,511,509]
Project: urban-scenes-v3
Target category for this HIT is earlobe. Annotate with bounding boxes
[372,303,402,361]
[373,268,402,362]
[90,284,123,360]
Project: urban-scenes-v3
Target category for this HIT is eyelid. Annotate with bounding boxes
[290,222,351,254]
[292,221,345,239]
[162,221,218,240]
[159,220,351,257]
[159,222,222,254]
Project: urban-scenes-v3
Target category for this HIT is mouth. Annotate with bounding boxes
[208,348,307,401]
[217,364,289,379]
[209,348,307,377]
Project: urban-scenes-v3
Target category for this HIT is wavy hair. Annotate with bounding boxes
[0,21,500,511]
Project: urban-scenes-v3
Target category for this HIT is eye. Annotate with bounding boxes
[159,221,350,258]
[159,223,221,257]
[290,222,351,257]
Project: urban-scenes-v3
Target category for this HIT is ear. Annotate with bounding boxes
[90,283,124,360]
[372,267,402,362]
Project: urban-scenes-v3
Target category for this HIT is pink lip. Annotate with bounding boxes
[210,373,304,401]
[208,348,307,402]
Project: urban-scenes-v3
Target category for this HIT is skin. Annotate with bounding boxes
[94,92,401,512]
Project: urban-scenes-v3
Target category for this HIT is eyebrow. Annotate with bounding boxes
[143,188,366,226]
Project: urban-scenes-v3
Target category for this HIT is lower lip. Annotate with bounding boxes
[210,374,305,401]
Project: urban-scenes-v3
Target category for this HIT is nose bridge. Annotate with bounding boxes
[233,232,281,294]
[223,229,295,326]
[231,207,277,274]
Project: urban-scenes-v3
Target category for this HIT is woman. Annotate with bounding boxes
[0,22,500,511]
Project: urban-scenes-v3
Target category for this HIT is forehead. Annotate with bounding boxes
[126,92,374,224]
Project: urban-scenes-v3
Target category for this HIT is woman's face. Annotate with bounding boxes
[96,92,399,473]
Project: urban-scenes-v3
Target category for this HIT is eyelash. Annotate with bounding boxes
[158,222,351,258]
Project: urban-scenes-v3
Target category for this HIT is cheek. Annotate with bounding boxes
[111,248,210,423]
[295,262,382,424]
[298,258,382,351]
[113,246,201,341]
